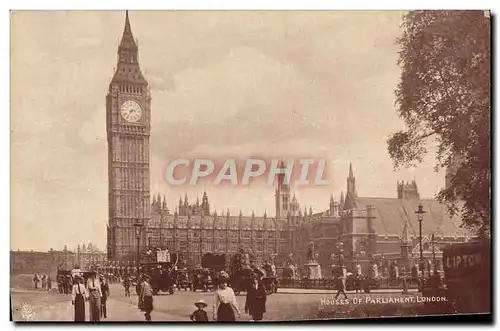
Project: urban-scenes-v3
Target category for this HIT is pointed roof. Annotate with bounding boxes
[349,163,354,178]
[119,11,138,51]
[111,11,147,85]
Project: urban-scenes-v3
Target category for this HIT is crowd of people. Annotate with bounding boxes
[70,272,110,322]
[32,273,52,291]
[132,268,269,322]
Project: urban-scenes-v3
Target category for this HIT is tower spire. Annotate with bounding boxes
[120,10,137,51]
[347,163,357,197]
[111,10,146,85]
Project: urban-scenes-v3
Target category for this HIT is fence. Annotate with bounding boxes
[277,276,428,290]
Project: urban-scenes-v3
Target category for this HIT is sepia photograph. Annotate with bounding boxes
[9,9,491,323]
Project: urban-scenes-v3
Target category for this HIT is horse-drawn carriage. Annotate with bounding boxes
[175,268,192,291]
[191,268,214,292]
[230,266,254,295]
[56,270,73,294]
[261,263,278,295]
[140,262,177,295]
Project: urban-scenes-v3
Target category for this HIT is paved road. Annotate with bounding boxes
[11,284,424,322]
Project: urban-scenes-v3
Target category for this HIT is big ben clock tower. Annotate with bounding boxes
[106,11,151,261]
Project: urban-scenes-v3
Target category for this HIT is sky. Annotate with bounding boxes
[10,10,445,252]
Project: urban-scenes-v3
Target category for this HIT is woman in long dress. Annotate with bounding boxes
[245,270,267,321]
[213,272,240,322]
[71,275,88,322]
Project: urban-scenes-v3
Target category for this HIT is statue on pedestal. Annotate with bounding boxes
[372,262,379,279]
[307,241,316,262]
[355,263,362,276]
[283,253,297,280]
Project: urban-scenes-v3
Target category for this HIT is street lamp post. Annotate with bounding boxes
[336,242,344,276]
[134,220,144,275]
[415,204,426,291]
[431,233,436,274]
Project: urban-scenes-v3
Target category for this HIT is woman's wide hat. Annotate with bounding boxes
[254,268,265,277]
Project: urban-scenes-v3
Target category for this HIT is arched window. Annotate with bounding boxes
[423,243,429,251]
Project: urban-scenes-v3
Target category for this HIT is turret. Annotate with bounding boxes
[162,196,168,213]
[347,163,357,197]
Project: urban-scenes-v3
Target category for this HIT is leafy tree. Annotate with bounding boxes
[388,10,490,237]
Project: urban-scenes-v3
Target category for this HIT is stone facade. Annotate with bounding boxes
[10,247,75,276]
[75,243,107,270]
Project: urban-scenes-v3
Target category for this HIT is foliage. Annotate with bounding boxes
[388,10,491,236]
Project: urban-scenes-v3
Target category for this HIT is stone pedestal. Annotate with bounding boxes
[305,262,322,279]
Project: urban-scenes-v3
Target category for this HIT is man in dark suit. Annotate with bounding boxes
[245,269,267,321]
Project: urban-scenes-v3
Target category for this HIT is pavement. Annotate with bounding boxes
[10,283,425,322]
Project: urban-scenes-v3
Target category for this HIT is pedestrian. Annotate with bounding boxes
[41,275,47,289]
[86,271,102,322]
[190,299,209,322]
[123,276,131,297]
[57,275,64,293]
[47,275,52,291]
[245,270,267,321]
[71,275,88,322]
[334,269,348,300]
[33,273,39,289]
[100,275,110,319]
[65,275,72,294]
[213,272,240,322]
[138,274,154,322]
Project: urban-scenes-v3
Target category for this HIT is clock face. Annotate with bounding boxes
[120,100,142,123]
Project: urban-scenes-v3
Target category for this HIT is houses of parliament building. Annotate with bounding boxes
[106,12,469,275]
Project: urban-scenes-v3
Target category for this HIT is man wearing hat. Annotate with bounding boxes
[86,271,103,322]
[99,274,110,319]
[245,269,267,321]
[138,274,154,321]
[190,300,209,322]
